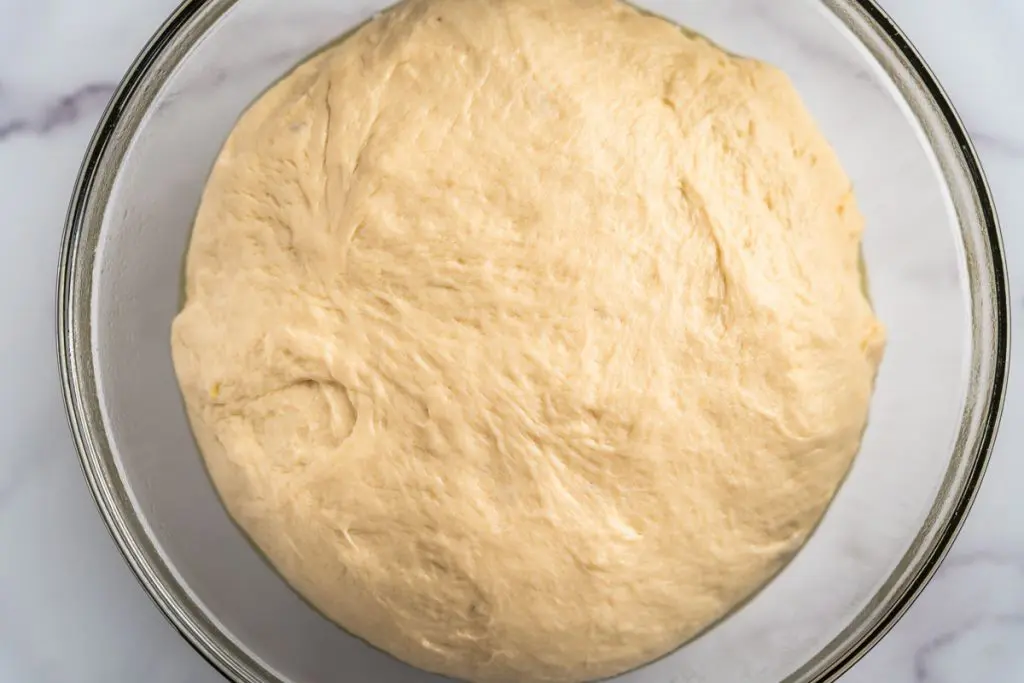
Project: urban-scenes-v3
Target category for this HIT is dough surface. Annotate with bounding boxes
[171,0,885,681]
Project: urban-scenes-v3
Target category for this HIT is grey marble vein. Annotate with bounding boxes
[969,128,1024,159]
[914,615,1024,683]
[0,82,116,142]
[910,553,1024,682]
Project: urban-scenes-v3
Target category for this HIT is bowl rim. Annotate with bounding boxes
[56,1,1011,682]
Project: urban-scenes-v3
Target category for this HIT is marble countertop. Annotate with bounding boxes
[0,0,1020,681]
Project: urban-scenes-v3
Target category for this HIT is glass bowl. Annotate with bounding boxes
[57,0,1010,682]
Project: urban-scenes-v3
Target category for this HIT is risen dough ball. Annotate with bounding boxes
[171,0,885,681]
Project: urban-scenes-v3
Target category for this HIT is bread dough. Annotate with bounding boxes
[171,0,885,680]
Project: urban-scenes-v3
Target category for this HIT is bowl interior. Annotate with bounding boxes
[72,0,999,681]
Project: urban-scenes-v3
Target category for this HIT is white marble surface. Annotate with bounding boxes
[0,0,1020,681]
